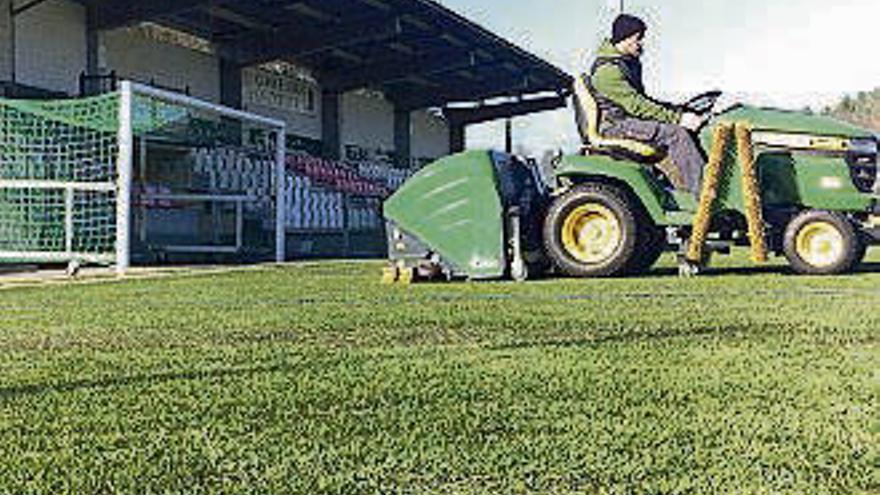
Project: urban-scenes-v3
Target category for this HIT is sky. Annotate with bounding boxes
[437,0,880,155]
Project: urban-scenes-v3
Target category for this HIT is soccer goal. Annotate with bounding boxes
[0,81,287,273]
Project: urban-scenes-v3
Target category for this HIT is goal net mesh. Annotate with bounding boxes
[0,94,119,262]
[0,87,282,266]
[129,91,280,263]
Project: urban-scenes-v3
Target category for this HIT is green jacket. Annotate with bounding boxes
[591,40,681,125]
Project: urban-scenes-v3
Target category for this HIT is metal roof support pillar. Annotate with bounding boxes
[85,5,100,76]
[219,59,244,145]
[449,123,466,154]
[219,59,243,109]
[321,90,342,160]
[505,118,513,154]
[8,0,16,89]
[394,108,411,168]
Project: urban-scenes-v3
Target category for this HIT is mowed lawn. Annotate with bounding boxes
[1,251,878,494]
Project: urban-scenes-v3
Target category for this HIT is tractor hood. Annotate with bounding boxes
[714,105,875,139]
[705,105,879,196]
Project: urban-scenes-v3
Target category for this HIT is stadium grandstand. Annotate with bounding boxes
[0,0,571,268]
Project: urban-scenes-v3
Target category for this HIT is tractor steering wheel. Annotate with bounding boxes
[682,91,723,115]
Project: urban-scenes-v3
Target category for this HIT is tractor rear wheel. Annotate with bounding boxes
[783,210,862,275]
[543,183,640,278]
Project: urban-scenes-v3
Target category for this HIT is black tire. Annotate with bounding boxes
[854,236,868,268]
[626,221,666,275]
[543,183,640,278]
[783,210,861,275]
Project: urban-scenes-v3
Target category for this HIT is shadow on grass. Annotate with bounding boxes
[489,323,751,353]
[531,265,780,281]
[689,265,783,277]
[0,362,294,401]
[619,261,880,279]
[391,261,880,285]
[855,262,880,274]
[700,262,880,277]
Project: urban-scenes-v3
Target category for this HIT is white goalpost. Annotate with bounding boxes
[117,81,134,272]
[0,81,287,273]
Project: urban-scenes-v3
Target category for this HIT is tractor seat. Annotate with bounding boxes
[572,73,664,163]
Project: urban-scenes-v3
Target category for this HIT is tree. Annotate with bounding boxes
[824,89,880,131]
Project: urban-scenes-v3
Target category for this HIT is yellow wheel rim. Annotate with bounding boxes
[561,203,622,264]
[795,221,844,268]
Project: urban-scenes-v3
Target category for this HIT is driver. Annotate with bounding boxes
[589,14,707,197]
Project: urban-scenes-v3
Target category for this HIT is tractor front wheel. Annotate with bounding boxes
[783,210,862,275]
[543,183,639,278]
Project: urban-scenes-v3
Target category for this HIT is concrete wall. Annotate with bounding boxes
[341,90,395,155]
[242,66,321,140]
[244,98,322,141]
[411,109,450,161]
[103,26,220,103]
[13,0,86,95]
[331,91,450,164]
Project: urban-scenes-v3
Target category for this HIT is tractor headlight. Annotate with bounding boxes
[849,138,877,156]
[846,138,878,193]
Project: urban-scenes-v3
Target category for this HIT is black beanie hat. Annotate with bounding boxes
[612,14,647,44]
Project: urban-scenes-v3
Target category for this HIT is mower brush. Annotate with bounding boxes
[736,124,769,263]
[686,121,770,271]
[687,123,734,265]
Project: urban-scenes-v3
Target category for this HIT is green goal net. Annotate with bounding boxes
[0,82,286,270]
[0,93,119,264]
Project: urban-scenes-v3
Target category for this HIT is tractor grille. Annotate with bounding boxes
[847,139,878,193]
[848,152,878,193]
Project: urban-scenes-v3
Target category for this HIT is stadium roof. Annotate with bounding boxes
[78,0,572,118]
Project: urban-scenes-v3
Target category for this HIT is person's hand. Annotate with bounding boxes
[679,112,709,132]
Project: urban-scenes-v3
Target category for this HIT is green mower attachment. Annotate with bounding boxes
[382,150,549,283]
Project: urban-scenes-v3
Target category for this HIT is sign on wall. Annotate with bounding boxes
[138,23,213,54]
[244,64,318,116]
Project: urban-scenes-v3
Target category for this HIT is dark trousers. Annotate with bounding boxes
[603,118,705,196]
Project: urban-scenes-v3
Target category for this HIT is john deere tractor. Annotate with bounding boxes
[382,78,880,282]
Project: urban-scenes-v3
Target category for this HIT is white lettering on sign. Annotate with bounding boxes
[137,23,213,54]
[245,64,317,116]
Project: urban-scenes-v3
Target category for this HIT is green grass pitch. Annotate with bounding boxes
[0,251,878,494]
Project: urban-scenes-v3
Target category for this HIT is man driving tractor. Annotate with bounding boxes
[585,14,708,197]
[385,12,880,282]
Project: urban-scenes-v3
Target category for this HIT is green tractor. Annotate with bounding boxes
[383,82,880,282]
